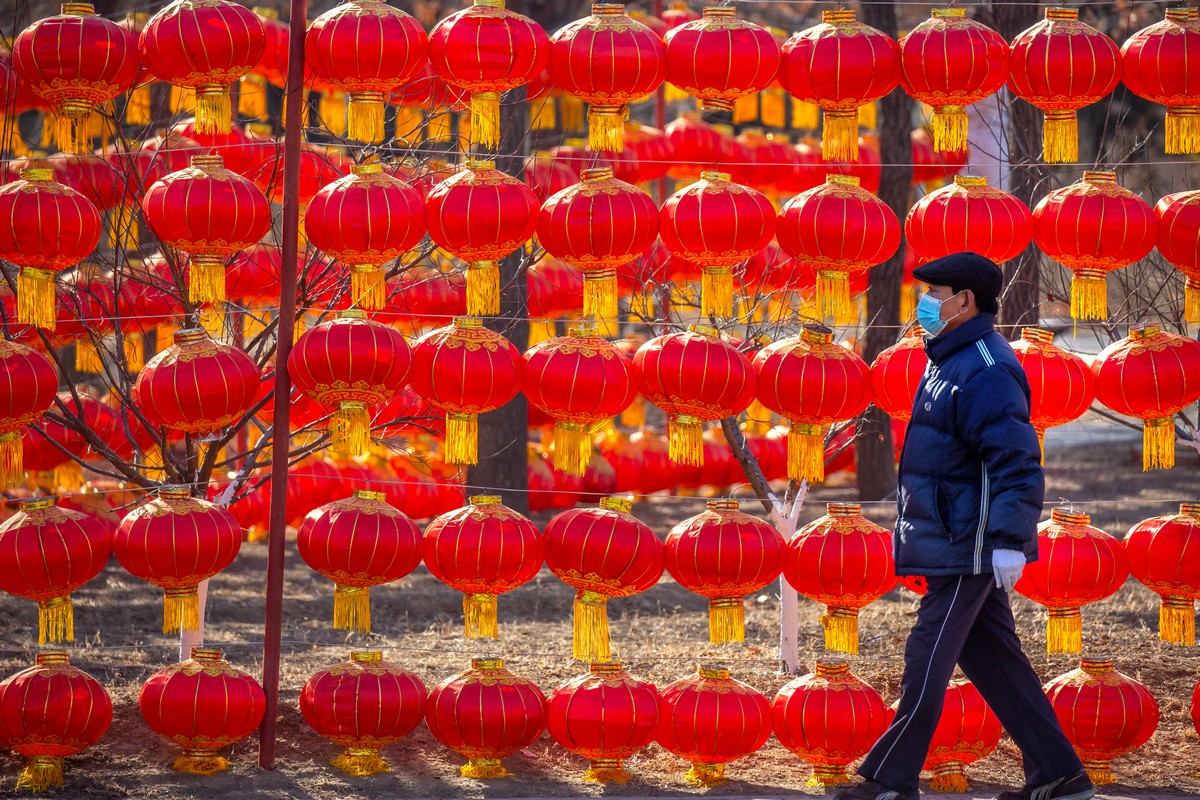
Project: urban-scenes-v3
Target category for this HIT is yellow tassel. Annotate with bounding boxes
[585,759,629,784]
[931,106,968,153]
[1037,429,1046,465]
[331,401,371,456]
[1159,596,1195,646]
[331,748,390,776]
[143,446,166,482]
[530,98,556,130]
[124,332,145,372]
[664,83,689,102]
[560,96,585,133]
[788,423,825,483]
[56,105,95,155]
[620,396,645,429]
[526,320,555,348]
[163,586,200,635]
[170,84,196,114]
[552,421,591,476]
[810,764,851,787]
[466,261,500,316]
[583,268,618,319]
[194,86,233,135]
[38,596,74,646]
[317,91,347,136]
[858,101,877,131]
[75,339,103,374]
[708,597,745,644]
[732,93,759,125]
[54,461,84,492]
[1165,107,1200,155]
[816,269,852,321]
[0,431,23,490]
[461,757,511,779]
[822,109,860,162]
[588,105,627,153]
[701,266,733,318]
[821,606,859,654]
[16,756,64,792]
[445,412,479,465]
[1070,270,1108,320]
[573,590,611,662]
[18,267,56,330]
[173,751,229,776]
[471,91,501,150]
[332,584,371,634]
[126,83,152,124]
[1046,607,1082,654]
[109,204,139,252]
[668,414,704,466]
[1082,759,1114,787]
[426,108,453,142]
[463,592,499,639]
[1184,277,1200,324]
[238,73,268,121]
[792,98,820,130]
[1143,417,1175,471]
[189,255,226,305]
[1043,109,1078,163]
[348,91,385,143]
[930,764,969,793]
[200,307,225,338]
[350,265,387,311]
[684,763,726,788]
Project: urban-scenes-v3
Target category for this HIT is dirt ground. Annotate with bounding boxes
[0,439,1198,800]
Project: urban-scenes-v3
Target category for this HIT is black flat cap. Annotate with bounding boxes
[912,251,1003,298]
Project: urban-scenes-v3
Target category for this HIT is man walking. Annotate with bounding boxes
[837,252,1093,800]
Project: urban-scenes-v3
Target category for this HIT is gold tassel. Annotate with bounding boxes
[16,756,64,792]
[858,101,877,131]
[530,98,556,130]
[0,430,23,490]
[445,412,479,466]
[1043,109,1078,163]
[463,592,498,639]
[1082,759,1114,787]
[664,83,689,102]
[462,757,511,779]
[931,106,968,153]
[143,446,166,482]
[526,320,555,348]
[466,261,500,316]
[200,307,224,338]
[126,83,152,124]
[426,108,453,142]
[1037,429,1046,465]
[1184,277,1200,324]
[1046,607,1082,654]
[75,339,103,373]
[668,414,704,466]
[1159,596,1195,646]
[332,584,371,634]
[318,91,347,136]
[238,73,268,121]
[173,750,229,776]
[788,423,825,483]
[54,461,84,492]
[1070,269,1107,320]
[732,93,758,125]
[708,597,745,644]
[55,104,95,155]
[194,86,233,135]
[332,401,370,456]
[18,267,56,330]
[684,763,726,788]
[583,268,618,319]
[38,596,74,646]
[816,269,852,321]
[585,758,629,784]
[350,265,387,311]
[620,396,645,429]
[1143,417,1175,471]
[588,105,626,153]
[701,267,733,318]
[124,333,145,372]
[170,84,196,114]
[552,421,591,477]
[810,764,851,787]
[348,91,385,143]
[930,763,969,793]
[189,255,226,304]
[332,748,390,776]
[163,586,200,634]
[471,91,501,150]
[109,204,139,252]
[821,606,859,654]
[573,590,611,662]
[1165,107,1200,155]
[792,98,820,130]
[822,109,860,162]
[560,96,585,133]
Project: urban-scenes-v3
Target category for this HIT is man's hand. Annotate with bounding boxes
[991,549,1025,592]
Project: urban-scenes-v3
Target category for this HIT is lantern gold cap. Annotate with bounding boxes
[351,651,383,663]
[698,663,730,679]
[932,8,966,18]
[703,7,735,18]
[191,154,224,170]
[469,495,501,506]
[567,321,598,337]
[1130,323,1160,339]
[20,497,57,511]
[174,328,209,345]
[801,325,834,345]
[828,502,862,517]
[475,0,505,8]
[828,174,859,186]
[814,658,850,677]
[471,657,504,670]
[823,9,855,23]
[1021,328,1055,344]
[599,496,632,513]
[351,163,383,176]
[36,651,70,665]
[1079,657,1114,674]
[590,661,623,674]
[20,168,54,182]
[191,647,223,661]
[581,167,613,181]
[1167,8,1199,21]
[1050,508,1090,525]
[701,171,731,182]
[453,316,483,330]
[1179,502,1200,518]
[60,3,95,15]
[688,324,719,337]
[955,175,987,187]
[353,489,386,502]
[467,158,496,170]
[706,499,739,511]
[338,309,366,320]
[1046,8,1078,20]
[158,486,191,500]
[1082,170,1117,184]
[593,4,625,16]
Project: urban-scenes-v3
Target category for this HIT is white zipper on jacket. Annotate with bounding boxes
[973,339,996,574]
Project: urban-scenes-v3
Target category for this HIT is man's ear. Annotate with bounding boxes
[961,289,976,312]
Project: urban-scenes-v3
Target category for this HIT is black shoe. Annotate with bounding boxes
[834,778,919,800]
[995,771,1096,800]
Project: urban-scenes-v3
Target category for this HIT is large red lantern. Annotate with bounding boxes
[1155,189,1200,323]
[1120,9,1200,154]
[139,0,265,134]
[772,659,888,787]
[544,497,664,661]
[779,10,899,161]
[0,340,57,489]
[300,651,428,776]
[920,679,1002,792]
[1014,508,1128,653]
[868,326,927,422]
[663,499,786,643]
[656,664,772,787]
[1091,325,1200,470]
[1008,8,1121,163]
[297,490,423,635]
[784,502,897,654]
[550,4,665,152]
[663,8,778,112]
[139,647,266,775]
[547,661,659,784]
[905,175,1033,264]
[425,658,547,779]
[0,652,111,792]
[1124,503,1200,646]
[898,9,1007,152]
[1043,658,1159,785]
[1032,171,1156,320]
[306,0,427,143]
[423,496,542,638]
[113,488,242,634]
[1010,328,1096,458]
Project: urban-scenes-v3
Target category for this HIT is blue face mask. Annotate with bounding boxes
[916,291,962,337]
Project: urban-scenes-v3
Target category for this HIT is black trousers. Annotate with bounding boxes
[857,574,1083,793]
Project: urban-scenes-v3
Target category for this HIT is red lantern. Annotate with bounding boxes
[898,9,1007,152]
[663,499,785,643]
[663,8,779,112]
[113,488,242,634]
[1014,508,1128,654]
[1032,170,1156,320]
[921,679,1002,792]
[306,0,427,143]
[656,664,772,787]
[297,490,423,635]
[1124,503,1200,646]
[537,166,658,319]
[1010,328,1096,458]
[1008,9,1120,163]
[525,151,577,202]
[425,658,547,778]
[1043,658,1159,785]
[661,2,699,30]
[139,647,266,775]
[12,3,138,154]
[550,4,665,152]
[1155,189,1200,323]
[1122,8,1200,154]
[772,658,888,787]
[423,496,542,638]
[663,112,724,181]
[544,497,664,661]
[1192,680,1200,738]
[784,502,897,654]
[905,175,1033,264]
[777,174,900,319]
[625,122,674,183]
[139,0,265,135]
[779,10,899,161]
[0,651,111,792]
[911,128,969,185]
[300,651,428,776]
[869,326,927,422]
[0,340,57,489]
[547,661,659,784]
[1091,325,1200,470]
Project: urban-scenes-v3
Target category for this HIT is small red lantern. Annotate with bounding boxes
[1007,8,1121,163]
[905,175,1033,264]
[1155,189,1200,323]
[423,496,542,638]
[0,340,57,489]
[0,651,111,792]
[1091,325,1200,470]
[1043,658,1159,785]
[1120,8,1200,154]
[300,651,428,776]
[921,679,1002,792]
[664,112,724,181]
[656,664,772,787]
[425,658,547,779]
[139,647,266,775]
[1015,508,1128,654]
[869,326,927,422]
[663,499,786,643]
[113,488,242,634]
[625,122,674,183]
[663,7,779,112]
[1124,503,1200,646]
[547,661,659,784]
[1010,328,1096,458]
[784,502,897,654]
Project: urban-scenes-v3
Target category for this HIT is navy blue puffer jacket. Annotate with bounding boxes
[894,313,1044,577]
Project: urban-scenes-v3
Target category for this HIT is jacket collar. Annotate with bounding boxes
[924,313,996,363]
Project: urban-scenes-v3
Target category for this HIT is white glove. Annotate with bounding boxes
[992,549,1025,592]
